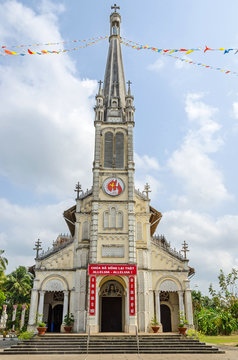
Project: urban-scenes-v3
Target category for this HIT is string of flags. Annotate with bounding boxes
[1,34,238,76]
[120,38,238,76]
[1,36,108,50]
[0,36,108,56]
[120,38,238,55]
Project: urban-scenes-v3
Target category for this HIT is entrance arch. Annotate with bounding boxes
[160,304,172,332]
[100,280,124,332]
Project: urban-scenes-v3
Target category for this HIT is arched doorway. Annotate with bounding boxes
[100,280,124,332]
[160,304,172,332]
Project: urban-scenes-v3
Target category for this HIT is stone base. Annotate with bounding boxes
[87,324,99,333]
[27,324,38,333]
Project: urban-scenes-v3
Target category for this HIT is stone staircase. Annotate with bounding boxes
[2,334,224,354]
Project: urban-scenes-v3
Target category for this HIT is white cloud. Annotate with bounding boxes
[158,209,238,293]
[135,153,160,171]
[0,196,73,272]
[134,153,161,197]
[168,93,232,209]
[0,0,96,199]
[147,58,164,72]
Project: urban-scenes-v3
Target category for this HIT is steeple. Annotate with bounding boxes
[103,4,127,118]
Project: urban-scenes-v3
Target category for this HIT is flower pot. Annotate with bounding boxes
[178,327,187,335]
[151,326,160,333]
[37,327,47,335]
[64,326,72,333]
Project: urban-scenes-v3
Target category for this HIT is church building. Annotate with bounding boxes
[28,5,194,334]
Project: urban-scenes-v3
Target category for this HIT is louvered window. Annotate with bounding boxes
[104,131,124,168]
[115,132,124,168]
[104,132,113,168]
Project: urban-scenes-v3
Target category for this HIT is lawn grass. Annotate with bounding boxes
[202,335,238,345]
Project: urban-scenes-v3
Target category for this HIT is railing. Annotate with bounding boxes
[152,235,185,261]
[86,326,90,355]
[135,325,139,355]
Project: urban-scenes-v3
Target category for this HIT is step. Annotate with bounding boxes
[2,334,224,354]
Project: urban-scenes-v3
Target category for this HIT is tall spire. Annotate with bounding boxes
[103,5,127,115]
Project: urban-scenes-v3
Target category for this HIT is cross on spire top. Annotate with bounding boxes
[181,240,189,259]
[111,3,120,12]
[127,80,132,95]
[33,238,42,259]
[143,183,151,199]
[74,181,82,200]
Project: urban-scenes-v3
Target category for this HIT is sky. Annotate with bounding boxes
[0,0,238,295]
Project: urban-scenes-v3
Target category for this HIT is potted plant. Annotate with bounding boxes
[151,316,160,333]
[178,311,188,335]
[63,313,74,333]
[37,322,47,336]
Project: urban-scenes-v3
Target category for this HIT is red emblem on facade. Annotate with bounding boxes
[103,177,125,196]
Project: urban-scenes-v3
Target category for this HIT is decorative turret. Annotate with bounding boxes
[125,80,135,123]
[94,80,104,122]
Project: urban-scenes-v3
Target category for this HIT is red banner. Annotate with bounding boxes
[88,264,137,276]
[129,276,135,316]
[89,276,96,316]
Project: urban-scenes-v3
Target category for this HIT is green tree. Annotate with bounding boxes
[4,266,33,305]
[0,250,8,271]
[192,268,238,335]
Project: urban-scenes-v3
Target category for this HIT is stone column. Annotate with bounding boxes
[37,291,45,322]
[28,289,39,330]
[0,305,8,329]
[185,289,194,326]
[20,304,27,329]
[12,305,17,331]
[154,291,161,324]
[62,290,69,323]
[178,290,184,314]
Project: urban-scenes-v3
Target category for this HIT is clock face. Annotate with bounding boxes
[103,177,125,196]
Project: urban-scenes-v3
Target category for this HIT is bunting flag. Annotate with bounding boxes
[120,39,238,76]
[1,34,238,76]
[120,38,238,55]
[1,36,108,50]
[0,36,108,56]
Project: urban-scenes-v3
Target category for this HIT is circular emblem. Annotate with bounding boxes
[103,177,125,196]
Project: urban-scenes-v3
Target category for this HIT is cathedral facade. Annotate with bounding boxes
[28,7,194,334]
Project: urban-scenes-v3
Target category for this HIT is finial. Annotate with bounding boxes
[143,183,151,199]
[181,241,189,259]
[74,182,82,200]
[127,80,132,95]
[98,80,103,95]
[111,3,120,12]
[33,239,42,259]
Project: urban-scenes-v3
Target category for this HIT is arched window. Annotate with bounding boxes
[82,221,89,240]
[110,208,116,228]
[104,211,109,228]
[115,132,124,168]
[117,211,123,228]
[104,132,113,168]
[136,222,142,241]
